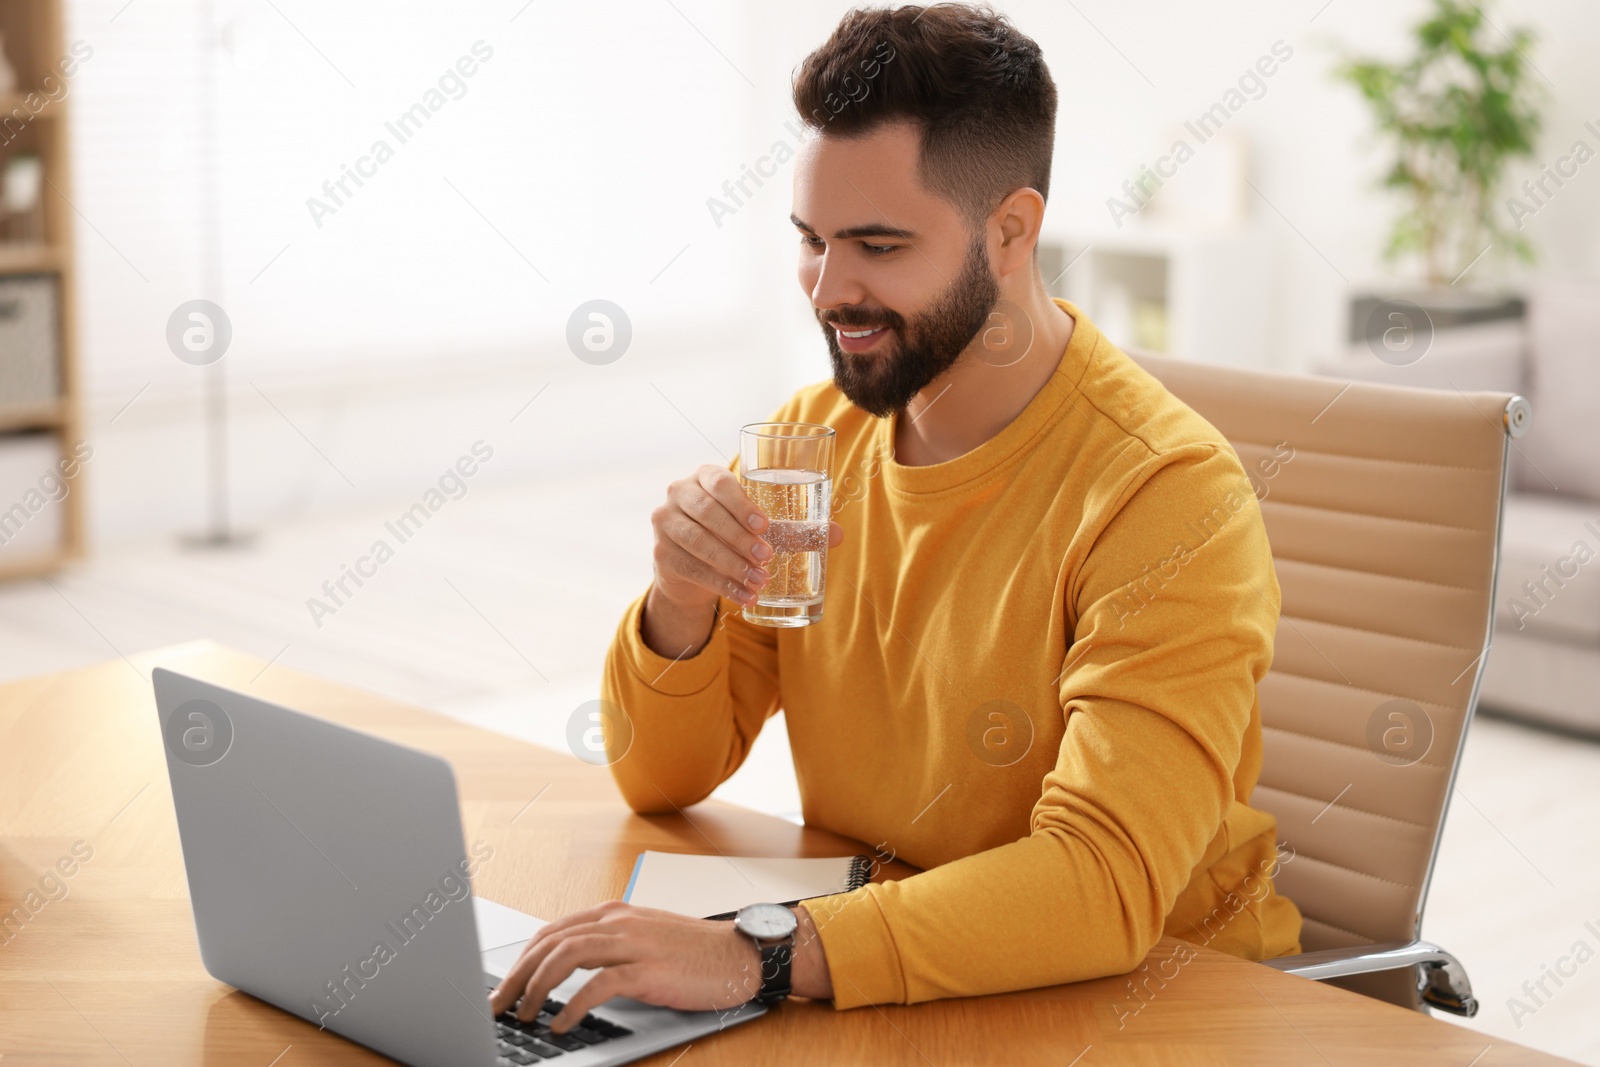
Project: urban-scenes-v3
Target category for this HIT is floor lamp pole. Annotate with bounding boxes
[187,0,249,549]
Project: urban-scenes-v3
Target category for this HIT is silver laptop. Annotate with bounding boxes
[152,668,765,1067]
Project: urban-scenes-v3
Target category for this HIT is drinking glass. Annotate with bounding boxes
[738,422,835,627]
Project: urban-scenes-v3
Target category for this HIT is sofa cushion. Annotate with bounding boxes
[1312,319,1526,392]
[1494,492,1600,644]
[1479,630,1600,734]
[1515,282,1600,501]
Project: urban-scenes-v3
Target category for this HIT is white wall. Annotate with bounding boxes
[60,0,1600,548]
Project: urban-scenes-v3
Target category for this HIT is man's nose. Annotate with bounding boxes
[809,252,868,312]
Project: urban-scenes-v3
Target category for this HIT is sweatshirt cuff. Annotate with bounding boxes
[613,590,731,698]
[800,887,907,1009]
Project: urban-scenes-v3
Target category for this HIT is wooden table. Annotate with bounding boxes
[0,643,1574,1066]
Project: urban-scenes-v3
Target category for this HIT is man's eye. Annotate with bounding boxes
[800,234,824,249]
[863,243,897,256]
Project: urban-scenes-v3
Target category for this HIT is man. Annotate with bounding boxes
[492,3,1301,1030]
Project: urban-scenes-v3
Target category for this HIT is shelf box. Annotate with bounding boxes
[0,432,66,562]
[0,272,60,405]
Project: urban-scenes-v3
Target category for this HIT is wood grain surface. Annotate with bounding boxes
[0,642,1573,1066]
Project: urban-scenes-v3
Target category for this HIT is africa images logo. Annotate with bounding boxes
[163,698,234,768]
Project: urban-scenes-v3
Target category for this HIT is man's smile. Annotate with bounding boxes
[833,324,890,353]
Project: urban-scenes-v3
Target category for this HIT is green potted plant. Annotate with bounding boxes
[1335,0,1544,333]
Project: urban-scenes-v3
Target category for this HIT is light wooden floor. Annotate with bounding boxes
[1,466,1595,1065]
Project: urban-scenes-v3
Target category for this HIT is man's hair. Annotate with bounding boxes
[792,4,1057,223]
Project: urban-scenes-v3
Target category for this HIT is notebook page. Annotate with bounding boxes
[623,851,866,918]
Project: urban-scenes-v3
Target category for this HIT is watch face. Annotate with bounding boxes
[735,902,797,940]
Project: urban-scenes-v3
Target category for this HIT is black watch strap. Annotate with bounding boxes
[756,935,794,1004]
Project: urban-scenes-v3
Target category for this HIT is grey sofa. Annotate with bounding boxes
[1314,282,1600,736]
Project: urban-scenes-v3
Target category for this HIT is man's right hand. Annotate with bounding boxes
[641,464,843,659]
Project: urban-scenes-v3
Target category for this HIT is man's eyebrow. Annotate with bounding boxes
[790,214,917,241]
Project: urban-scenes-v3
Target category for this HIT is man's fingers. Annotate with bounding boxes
[662,515,767,590]
[491,909,616,1013]
[515,934,633,1021]
[828,520,844,548]
[654,540,761,606]
[678,478,773,570]
[550,965,638,1033]
[698,465,769,537]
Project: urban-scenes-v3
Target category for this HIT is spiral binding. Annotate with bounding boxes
[845,854,873,891]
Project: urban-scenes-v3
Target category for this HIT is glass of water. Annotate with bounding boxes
[738,422,835,627]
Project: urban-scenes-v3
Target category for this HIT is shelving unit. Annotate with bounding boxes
[1045,223,1278,371]
[0,0,82,580]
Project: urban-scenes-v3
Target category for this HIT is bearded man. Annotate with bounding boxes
[492,3,1301,1030]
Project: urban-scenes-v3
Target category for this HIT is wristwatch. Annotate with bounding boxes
[733,902,798,1004]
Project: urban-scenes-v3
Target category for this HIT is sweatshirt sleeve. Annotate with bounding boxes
[800,443,1280,1008]
[599,459,783,813]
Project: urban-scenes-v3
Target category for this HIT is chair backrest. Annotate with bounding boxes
[1129,351,1524,952]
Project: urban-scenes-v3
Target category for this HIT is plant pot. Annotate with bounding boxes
[1347,288,1525,343]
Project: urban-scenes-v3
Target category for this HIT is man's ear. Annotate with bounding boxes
[990,187,1046,280]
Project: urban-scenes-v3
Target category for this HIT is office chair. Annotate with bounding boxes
[1130,349,1530,1017]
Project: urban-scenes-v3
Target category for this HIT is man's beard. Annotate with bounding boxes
[816,236,1000,419]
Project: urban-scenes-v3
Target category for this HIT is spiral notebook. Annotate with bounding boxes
[622,851,873,921]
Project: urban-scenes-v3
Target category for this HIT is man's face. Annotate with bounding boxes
[792,123,999,418]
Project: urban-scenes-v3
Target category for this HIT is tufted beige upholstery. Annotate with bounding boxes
[1130,350,1525,1011]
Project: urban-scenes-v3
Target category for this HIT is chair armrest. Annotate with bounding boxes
[1261,940,1479,1017]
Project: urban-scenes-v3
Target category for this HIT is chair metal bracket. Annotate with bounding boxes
[1505,394,1531,438]
[1261,940,1479,1018]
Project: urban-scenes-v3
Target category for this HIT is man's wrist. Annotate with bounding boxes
[723,907,829,1004]
[724,921,764,1004]
[640,584,719,660]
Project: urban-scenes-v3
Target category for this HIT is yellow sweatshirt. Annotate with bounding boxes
[601,300,1302,1009]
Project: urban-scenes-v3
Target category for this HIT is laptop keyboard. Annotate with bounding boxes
[487,974,633,1062]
